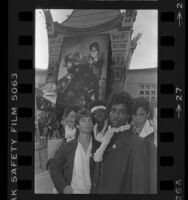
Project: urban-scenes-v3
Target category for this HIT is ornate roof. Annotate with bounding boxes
[54,10,123,35]
[61,10,121,28]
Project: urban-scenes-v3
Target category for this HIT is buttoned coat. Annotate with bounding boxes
[91,129,150,194]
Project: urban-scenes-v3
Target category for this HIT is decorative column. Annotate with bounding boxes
[109,10,141,93]
[43,9,64,104]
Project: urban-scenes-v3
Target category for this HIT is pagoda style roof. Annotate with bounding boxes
[61,10,121,28]
[54,10,123,35]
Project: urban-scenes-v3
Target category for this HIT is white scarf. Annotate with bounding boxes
[93,123,130,162]
[138,120,154,138]
[93,120,108,142]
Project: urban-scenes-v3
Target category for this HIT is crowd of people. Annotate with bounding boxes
[45,91,157,194]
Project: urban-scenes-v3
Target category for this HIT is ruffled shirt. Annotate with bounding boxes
[133,120,154,138]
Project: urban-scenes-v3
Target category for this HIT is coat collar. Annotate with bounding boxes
[91,136,101,155]
[90,138,100,180]
[67,136,100,160]
[67,135,100,154]
[105,128,133,153]
[144,132,154,143]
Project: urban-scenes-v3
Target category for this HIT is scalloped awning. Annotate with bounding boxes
[54,10,123,35]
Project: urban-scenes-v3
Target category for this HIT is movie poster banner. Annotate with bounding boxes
[56,34,110,108]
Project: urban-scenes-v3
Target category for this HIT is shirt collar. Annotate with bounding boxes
[78,136,92,154]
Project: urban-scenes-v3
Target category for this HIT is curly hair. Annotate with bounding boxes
[106,91,133,116]
[75,108,93,125]
[131,97,150,115]
[89,42,100,51]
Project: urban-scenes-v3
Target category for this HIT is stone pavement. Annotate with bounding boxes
[35,140,53,194]
[35,170,54,194]
[35,139,60,194]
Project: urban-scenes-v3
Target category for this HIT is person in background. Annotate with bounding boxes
[144,101,157,193]
[62,105,79,143]
[49,109,100,194]
[90,100,108,142]
[46,106,79,170]
[131,97,154,138]
[91,92,149,194]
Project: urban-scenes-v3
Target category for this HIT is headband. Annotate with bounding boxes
[91,105,106,113]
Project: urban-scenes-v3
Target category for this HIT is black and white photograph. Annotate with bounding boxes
[35,9,158,194]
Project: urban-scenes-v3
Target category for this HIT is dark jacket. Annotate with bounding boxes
[91,128,150,194]
[144,132,154,143]
[49,137,100,193]
[144,132,157,194]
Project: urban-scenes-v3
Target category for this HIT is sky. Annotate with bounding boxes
[35,9,158,69]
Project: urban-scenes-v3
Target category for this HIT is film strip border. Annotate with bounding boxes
[8,0,185,199]
[159,6,185,200]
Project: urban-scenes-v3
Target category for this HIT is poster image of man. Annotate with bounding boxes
[88,42,104,79]
[56,34,109,108]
